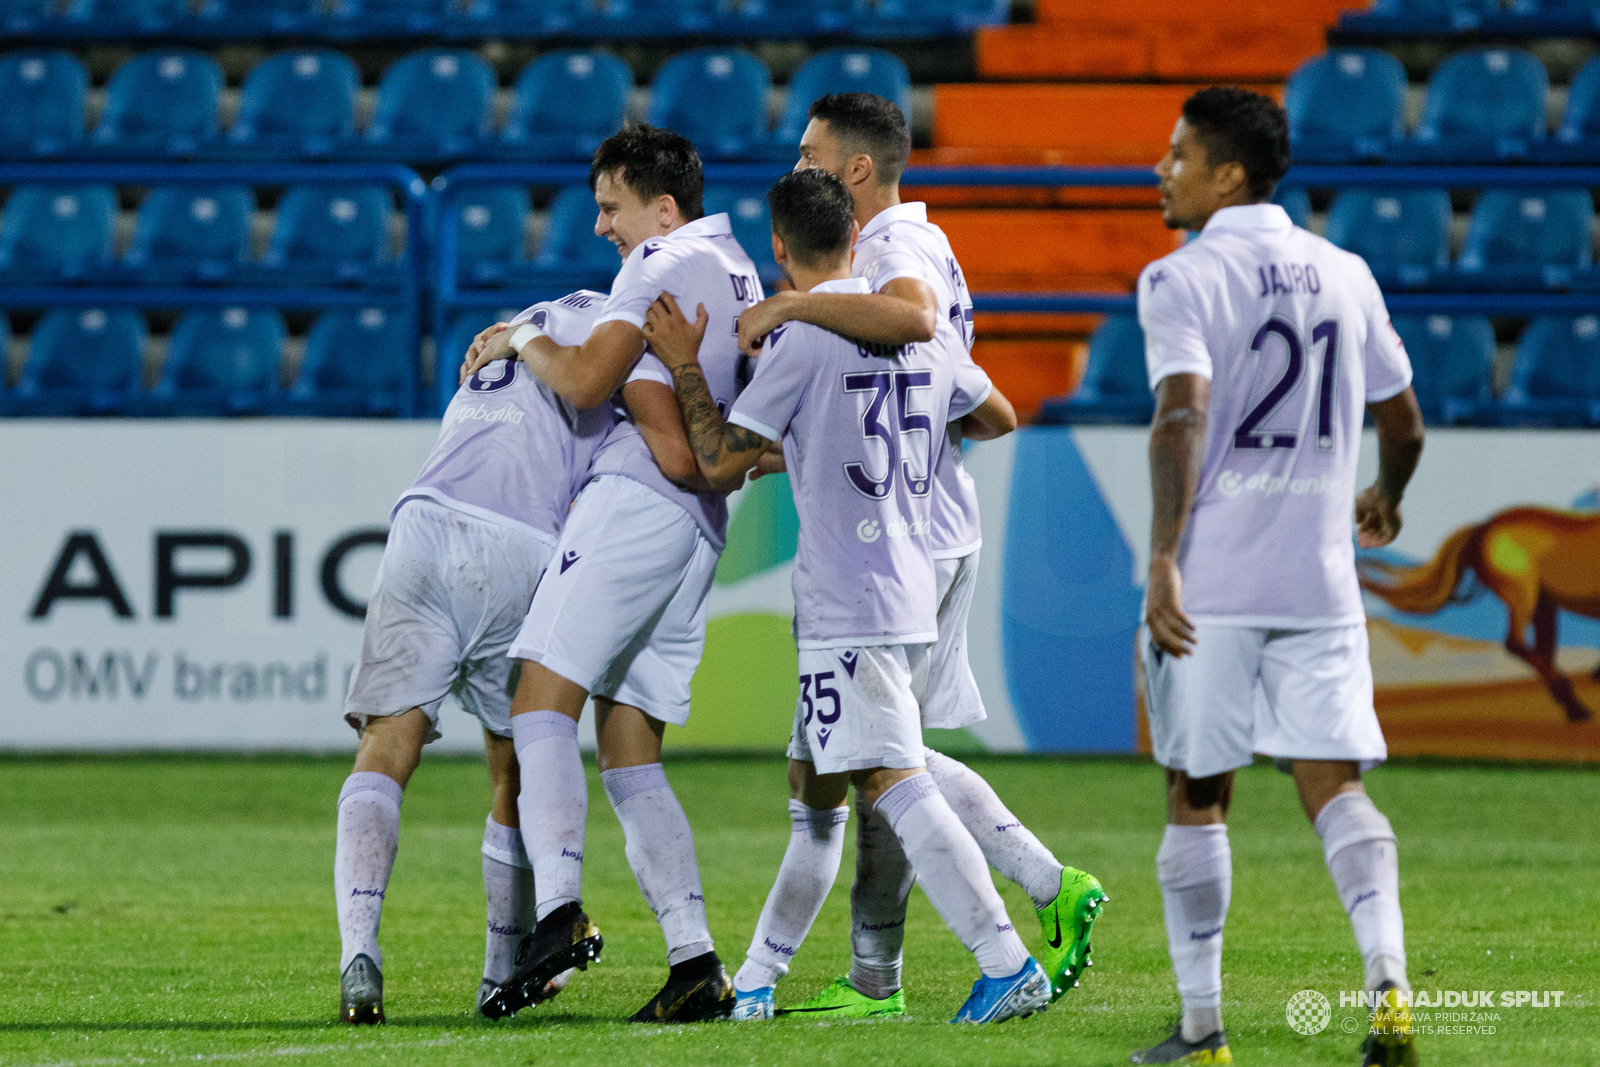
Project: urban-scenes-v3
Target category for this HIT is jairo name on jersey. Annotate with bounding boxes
[1256,263,1322,297]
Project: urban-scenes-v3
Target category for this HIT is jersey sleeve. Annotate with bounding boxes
[626,352,673,388]
[1358,267,1414,403]
[595,243,669,330]
[1138,257,1213,389]
[727,325,806,442]
[858,237,926,292]
[948,353,993,422]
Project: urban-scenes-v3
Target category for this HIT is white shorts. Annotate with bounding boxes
[786,644,931,776]
[1141,622,1387,780]
[344,498,552,742]
[922,549,986,730]
[508,475,719,727]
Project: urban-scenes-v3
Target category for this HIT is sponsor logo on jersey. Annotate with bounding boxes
[855,517,930,542]
[1217,469,1342,499]
[856,519,881,543]
[448,403,525,426]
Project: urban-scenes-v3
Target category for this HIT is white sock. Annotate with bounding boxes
[511,711,587,921]
[1157,823,1231,1042]
[875,774,1030,979]
[1316,791,1409,995]
[481,815,535,984]
[924,748,1065,909]
[602,763,714,966]
[334,771,402,972]
[734,800,849,993]
[849,800,915,999]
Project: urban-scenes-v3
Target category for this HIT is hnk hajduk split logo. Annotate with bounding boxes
[1287,989,1332,1035]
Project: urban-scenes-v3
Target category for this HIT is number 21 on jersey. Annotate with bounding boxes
[1234,317,1340,453]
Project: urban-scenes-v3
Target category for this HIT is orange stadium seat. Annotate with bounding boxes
[1034,0,1361,24]
[977,22,1327,81]
[972,337,1088,422]
[930,207,1180,291]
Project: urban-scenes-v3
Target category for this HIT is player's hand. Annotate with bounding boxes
[459,322,508,385]
[642,293,708,372]
[736,291,800,355]
[747,441,786,480]
[462,326,516,379]
[1146,555,1196,658]
[1355,485,1403,548]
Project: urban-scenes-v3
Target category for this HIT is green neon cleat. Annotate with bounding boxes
[1036,866,1108,1001]
[775,976,907,1018]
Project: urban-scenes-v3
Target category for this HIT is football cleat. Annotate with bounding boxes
[1036,866,1109,1001]
[1129,1026,1232,1064]
[340,954,384,1025]
[477,968,575,1019]
[950,957,1051,1024]
[478,902,602,1020]
[628,951,735,1023]
[731,985,774,1020]
[1361,983,1419,1067]
[776,976,906,1018]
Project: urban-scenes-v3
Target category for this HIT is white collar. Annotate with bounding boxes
[810,277,871,295]
[671,212,733,239]
[859,201,927,242]
[1200,203,1292,236]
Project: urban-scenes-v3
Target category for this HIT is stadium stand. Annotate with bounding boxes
[1453,189,1593,290]
[363,49,496,161]
[518,183,622,293]
[1498,315,1600,426]
[64,0,187,35]
[285,306,413,416]
[1324,189,1453,288]
[90,51,222,157]
[1034,314,1153,425]
[499,50,631,160]
[12,307,147,415]
[766,48,911,158]
[1392,48,1550,163]
[260,183,394,285]
[646,48,772,161]
[226,50,359,159]
[0,183,115,282]
[1285,48,1407,164]
[450,184,531,286]
[1273,186,1312,230]
[151,306,285,415]
[123,184,255,284]
[0,50,87,158]
[1390,314,1496,424]
[704,184,780,285]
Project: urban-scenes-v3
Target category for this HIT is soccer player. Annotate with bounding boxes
[727,92,1107,1019]
[1131,88,1424,1066]
[463,126,763,1024]
[645,166,1052,1024]
[333,290,613,1025]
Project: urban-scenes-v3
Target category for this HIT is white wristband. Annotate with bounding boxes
[508,322,544,354]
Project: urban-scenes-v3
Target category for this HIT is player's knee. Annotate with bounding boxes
[1174,771,1229,813]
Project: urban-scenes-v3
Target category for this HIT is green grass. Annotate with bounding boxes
[0,756,1596,1066]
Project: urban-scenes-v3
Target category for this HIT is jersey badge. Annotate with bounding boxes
[837,650,858,678]
[560,549,581,574]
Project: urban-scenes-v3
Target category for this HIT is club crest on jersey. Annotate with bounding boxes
[560,549,580,574]
[838,650,859,678]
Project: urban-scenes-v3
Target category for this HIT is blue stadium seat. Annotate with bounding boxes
[1452,189,1592,290]
[1036,314,1153,425]
[457,0,583,33]
[124,185,254,284]
[761,48,910,159]
[227,51,358,158]
[64,0,185,33]
[0,184,115,282]
[647,49,771,160]
[1539,54,1600,163]
[0,0,54,34]
[13,308,147,416]
[731,0,863,37]
[91,51,222,158]
[862,0,1007,37]
[1285,49,1406,164]
[195,0,318,34]
[500,50,630,161]
[451,185,530,286]
[261,184,394,285]
[591,0,716,35]
[1273,186,1312,230]
[328,0,446,35]
[704,185,779,285]
[1496,316,1600,426]
[1362,0,1498,31]
[152,307,286,416]
[364,49,495,161]
[1325,189,1452,287]
[1396,48,1548,163]
[1389,314,1494,424]
[286,307,413,416]
[515,183,621,292]
[0,52,87,158]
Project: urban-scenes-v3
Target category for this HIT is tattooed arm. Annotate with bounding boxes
[643,293,770,492]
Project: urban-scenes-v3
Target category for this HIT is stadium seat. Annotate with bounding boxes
[517,183,622,292]
[731,0,863,38]
[13,308,147,416]
[1325,189,1452,287]
[227,51,358,158]
[195,0,318,34]
[124,185,254,284]
[91,51,223,157]
[1539,55,1600,163]
[1452,189,1592,290]
[1389,314,1494,424]
[64,0,185,33]
[1362,0,1498,31]
[0,184,115,282]
[590,0,716,35]
[261,184,394,285]
[0,0,54,34]
[1496,316,1600,426]
[457,0,584,34]
[704,185,779,285]
[285,307,413,416]
[328,0,446,36]
[762,48,911,159]
[863,0,1008,37]
[450,185,530,286]
[1035,314,1153,424]
[647,49,772,160]
[1285,49,1406,164]
[1396,48,1548,163]
[0,51,86,158]
[151,308,286,416]
[364,49,496,161]
[500,50,630,161]
[1273,186,1312,230]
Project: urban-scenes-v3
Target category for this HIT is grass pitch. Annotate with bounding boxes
[0,754,1595,1067]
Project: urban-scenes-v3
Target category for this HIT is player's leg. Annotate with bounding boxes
[731,757,849,1019]
[479,729,540,1012]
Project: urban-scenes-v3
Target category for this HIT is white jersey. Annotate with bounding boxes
[586,212,763,550]
[852,202,990,560]
[728,278,991,649]
[398,291,614,545]
[1138,203,1413,626]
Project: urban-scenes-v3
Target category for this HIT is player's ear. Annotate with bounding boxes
[848,219,860,252]
[1216,160,1249,202]
[848,152,875,189]
[771,229,789,269]
[657,192,679,228]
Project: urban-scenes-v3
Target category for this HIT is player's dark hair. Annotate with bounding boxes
[806,92,911,185]
[1181,87,1290,202]
[767,169,855,268]
[589,124,704,221]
